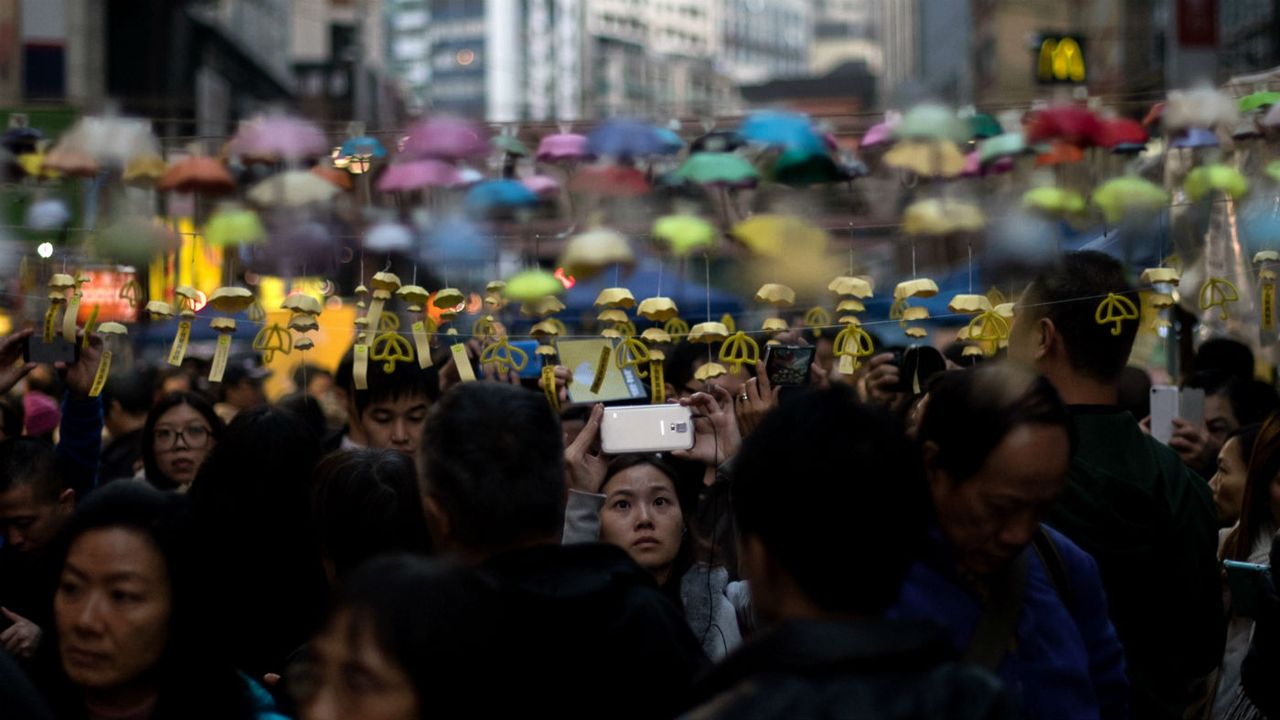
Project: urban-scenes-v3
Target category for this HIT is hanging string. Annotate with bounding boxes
[704,252,712,322]
[911,240,917,278]
[656,258,663,297]
[967,242,973,293]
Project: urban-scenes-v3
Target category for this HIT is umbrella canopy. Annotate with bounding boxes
[652,214,717,256]
[1091,177,1169,223]
[204,206,266,246]
[536,133,592,163]
[310,165,353,191]
[158,156,236,195]
[861,118,899,148]
[403,117,489,161]
[364,221,416,254]
[568,164,652,197]
[95,215,180,266]
[654,128,685,155]
[560,226,635,279]
[1022,187,1086,216]
[978,133,1028,163]
[1098,118,1149,150]
[464,180,539,216]
[586,119,668,159]
[738,111,825,154]
[521,174,560,197]
[1184,164,1249,201]
[1170,127,1219,149]
[674,152,759,187]
[731,215,827,257]
[247,171,340,207]
[340,134,387,159]
[770,150,847,186]
[492,134,528,156]
[377,160,461,192]
[884,140,966,177]
[2,126,42,155]
[1034,141,1086,166]
[690,130,745,154]
[902,199,985,236]
[1239,91,1280,112]
[1026,105,1104,147]
[55,114,159,169]
[229,114,328,161]
[967,113,1003,139]
[505,269,565,301]
[422,215,493,267]
[894,104,968,143]
[123,154,167,187]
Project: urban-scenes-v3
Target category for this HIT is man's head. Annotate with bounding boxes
[0,438,74,552]
[1186,371,1280,448]
[1009,251,1137,391]
[101,372,153,438]
[731,385,927,623]
[419,383,565,559]
[219,364,267,412]
[337,350,438,455]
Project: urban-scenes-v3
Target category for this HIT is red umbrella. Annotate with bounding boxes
[568,164,650,197]
[1034,141,1085,166]
[1025,105,1104,147]
[1142,102,1165,129]
[158,156,236,194]
[1098,118,1149,149]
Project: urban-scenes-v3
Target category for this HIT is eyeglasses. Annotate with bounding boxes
[154,425,211,450]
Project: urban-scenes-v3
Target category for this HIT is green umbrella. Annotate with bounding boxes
[894,103,968,143]
[674,152,759,186]
[1023,187,1086,216]
[977,132,1027,163]
[968,113,1003,139]
[491,134,528,156]
[770,149,845,187]
[504,269,564,302]
[652,214,717,256]
[1185,164,1249,201]
[1240,91,1280,112]
[1092,177,1170,223]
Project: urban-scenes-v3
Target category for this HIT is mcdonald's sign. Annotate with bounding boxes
[1036,34,1086,84]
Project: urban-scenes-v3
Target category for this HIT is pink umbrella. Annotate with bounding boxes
[228,114,328,161]
[402,117,489,161]
[377,160,461,192]
[522,174,561,197]
[536,133,592,163]
[861,120,898,149]
[961,151,1014,177]
[1263,103,1280,129]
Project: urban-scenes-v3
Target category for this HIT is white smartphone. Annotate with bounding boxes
[600,404,695,455]
[1150,385,1206,445]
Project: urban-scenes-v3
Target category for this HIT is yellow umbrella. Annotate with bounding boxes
[247,171,341,208]
[731,214,827,257]
[902,199,985,236]
[652,214,717,257]
[884,140,966,177]
[559,227,634,280]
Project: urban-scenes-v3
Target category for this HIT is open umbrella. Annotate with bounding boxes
[521,174,560,198]
[1022,187,1086,216]
[770,150,848,186]
[310,165,354,191]
[26,198,70,230]
[1098,119,1149,151]
[674,153,759,187]
[204,205,266,246]
[894,104,968,143]
[364,221,415,254]
[158,156,236,195]
[1091,177,1169,223]
[1240,91,1280,112]
[902,199,985,236]
[731,215,826,257]
[464,180,538,217]
[423,215,493,267]
[377,160,461,192]
[95,214,180,266]
[536,133,592,163]
[403,117,489,161]
[587,119,667,159]
[738,111,825,154]
[978,133,1028,163]
[1185,165,1249,201]
[492,134,528,157]
[654,128,685,155]
[247,171,340,207]
[54,114,159,170]
[967,113,1003,140]
[340,134,387,160]
[568,164,651,197]
[229,114,328,162]
[884,140,966,177]
[123,155,167,187]
[652,214,717,257]
[560,226,635,279]
[1026,105,1104,147]
[861,116,899,149]
[690,130,745,154]
[1170,127,1219,149]
[505,269,565,301]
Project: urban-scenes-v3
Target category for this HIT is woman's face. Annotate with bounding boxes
[1210,437,1248,526]
[929,423,1070,577]
[296,610,420,720]
[599,464,684,581]
[153,404,214,487]
[55,527,172,692]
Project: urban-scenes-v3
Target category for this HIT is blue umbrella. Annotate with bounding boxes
[423,215,494,267]
[464,180,538,216]
[340,135,388,159]
[654,128,685,156]
[1170,127,1218,149]
[738,111,826,154]
[587,119,667,158]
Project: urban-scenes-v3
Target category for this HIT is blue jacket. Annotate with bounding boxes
[892,526,1129,720]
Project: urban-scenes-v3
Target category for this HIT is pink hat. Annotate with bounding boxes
[23,391,59,437]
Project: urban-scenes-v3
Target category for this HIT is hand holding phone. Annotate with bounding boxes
[600,404,695,455]
[1149,386,1206,445]
[0,329,35,396]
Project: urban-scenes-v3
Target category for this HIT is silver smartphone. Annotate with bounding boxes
[1150,385,1205,445]
[600,404,695,454]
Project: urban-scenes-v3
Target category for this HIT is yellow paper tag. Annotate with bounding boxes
[209,334,232,383]
[42,304,57,343]
[354,343,370,390]
[838,354,855,375]
[82,304,100,348]
[1264,282,1276,332]
[365,298,385,341]
[88,350,111,398]
[412,320,433,369]
[590,345,611,394]
[167,320,191,367]
[451,343,476,382]
[541,365,560,410]
[650,360,666,404]
[62,296,80,343]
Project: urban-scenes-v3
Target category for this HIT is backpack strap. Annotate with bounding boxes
[1032,527,1076,617]
[963,548,1030,670]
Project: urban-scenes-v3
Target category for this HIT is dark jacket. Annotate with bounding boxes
[483,542,708,719]
[97,428,143,485]
[1047,407,1224,720]
[1241,535,1280,717]
[683,618,1014,720]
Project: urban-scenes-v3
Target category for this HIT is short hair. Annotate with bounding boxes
[0,438,60,501]
[276,392,327,442]
[663,341,707,394]
[731,385,927,614]
[918,364,1072,482]
[101,370,155,417]
[0,395,23,440]
[1023,250,1137,383]
[1186,372,1280,428]
[292,364,333,392]
[1193,338,1254,383]
[420,383,565,553]
[141,393,226,491]
[1117,366,1153,421]
[337,348,439,416]
[311,449,432,579]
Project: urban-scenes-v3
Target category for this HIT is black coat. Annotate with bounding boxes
[683,618,1014,720]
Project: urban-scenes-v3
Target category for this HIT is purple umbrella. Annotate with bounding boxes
[861,119,898,149]
[536,133,592,163]
[522,174,561,197]
[228,114,329,161]
[377,160,461,192]
[1170,127,1219,149]
[587,119,667,159]
[402,117,489,161]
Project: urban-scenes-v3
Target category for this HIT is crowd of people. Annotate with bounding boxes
[2,250,1280,718]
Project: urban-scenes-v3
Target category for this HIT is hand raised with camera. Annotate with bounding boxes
[736,361,780,438]
[564,403,607,494]
[0,329,35,396]
[675,385,741,471]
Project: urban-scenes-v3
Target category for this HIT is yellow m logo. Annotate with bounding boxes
[1038,36,1086,83]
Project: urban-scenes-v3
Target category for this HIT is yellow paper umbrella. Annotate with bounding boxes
[595,287,637,309]
[638,297,679,322]
[663,317,690,337]
[836,298,866,313]
[948,294,992,314]
[1140,267,1181,286]
[531,319,564,339]
[754,283,796,308]
[433,288,465,310]
[641,327,672,344]
[208,286,255,314]
[762,317,789,333]
[904,326,928,338]
[521,296,566,317]
[694,362,728,381]
[396,285,431,312]
[688,322,729,344]
[828,275,873,299]
[902,199,986,236]
[560,227,634,280]
[894,278,940,300]
[901,306,930,322]
[597,308,629,324]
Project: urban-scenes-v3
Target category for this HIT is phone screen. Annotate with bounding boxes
[1225,560,1273,618]
[556,338,648,404]
[25,336,77,365]
[763,345,814,386]
[511,340,544,380]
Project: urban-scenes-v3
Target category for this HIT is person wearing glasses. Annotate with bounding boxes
[140,393,225,492]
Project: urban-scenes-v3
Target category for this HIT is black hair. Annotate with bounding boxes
[292,364,333,393]
[1193,338,1255,383]
[664,341,707,395]
[188,406,329,678]
[303,555,500,716]
[46,482,258,719]
[337,347,439,417]
[100,370,155,417]
[0,437,59,501]
[311,449,432,581]
[0,394,22,440]
[420,383,565,554]
[601,454,697,606]
[1117,366,1153,421]
[141,392,226,491]
[918,364,1072,482]
[558,404,593,425]
[276,392,327,442]
[731,384,927,615]
[1228,423,1263,469]
[1023,250,1138,383]
[1187,372,1280,428]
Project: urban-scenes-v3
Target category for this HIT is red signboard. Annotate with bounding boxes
[76,269,139,324]
[1177,0,1217,47]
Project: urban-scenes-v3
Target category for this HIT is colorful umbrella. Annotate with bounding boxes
[158,156,236,195]
[690,130,746,154]
[884,140,966,177]
[652,214,717,256]
[738,111,825,154]
[536,133,592,163]
[587,119,668,159]
[95,214,180,266]
[1022,187,1086,216]
[521,174,561,197]
[464,180,538,216]
[1034,141,1085,167]
[229,114,328,162]
[568,164,652,197]
[977,133,1028,163]
[731,215,826,257]
[861,116,900,148]
[560,226,635,279]
[402,117,489,161]
[894,104,967,143]
[1170,127,1219,149]
[376,160,461,192]
[771,150,847,186]
[123,155,167,187]
[1091,177,1170,223]
[505,269,565,301]
[1098,118,1149,150]
[1184,164,1249,201]
[1025,105,1104,147]
[247,171,341,207]
[340,134,387,159]
[204,205,266,246]
[902,199,985,236]
[674,152,759,187]
[654,128,685,155]
[967,113,1003,139]
[492,134,528,156]
[364,221,415,254]
[54,114,159,169]
[310,165,354,191]
[1239,91,1280,112]
[1164,87,1239,132]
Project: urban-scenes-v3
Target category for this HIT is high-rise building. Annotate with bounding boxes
[386,0,430,112]
[811,0,881,77]
[719,0,811,86]
[291,0,403,128]
[874,0,916,99]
